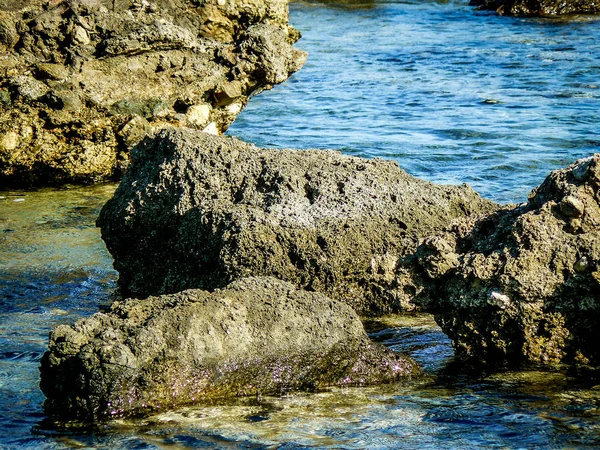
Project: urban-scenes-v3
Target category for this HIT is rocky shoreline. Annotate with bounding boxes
[0,0,305,187]
[470,0,600,16]
[18,0,600,424]
[40,126,600,420]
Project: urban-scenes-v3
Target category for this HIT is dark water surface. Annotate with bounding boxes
[2,0,600,448]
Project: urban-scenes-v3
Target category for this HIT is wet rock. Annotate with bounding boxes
[470,0,600,16]
[417,154,600,366]
[97,128,497,314]
[0,0,306,187]
[40,277,421,421]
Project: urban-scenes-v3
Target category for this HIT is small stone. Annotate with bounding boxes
[73,26,90,45]
[572,157,593,181]
[21,126,33,140]
[226,102,243,115]
[214,80,243,107]
[186,104,210,127]
[203,122,219,135]
[45,91,82,111]
[13,198,25,202]
[0,15,18,48]
[0,132,20,151]
[11,76,49,102]
[488,291,511,309]
[120,116,150,147]
[36,63,70,82]
[560,195,585,218]
[568,218,582,233]
[574,257,588,273]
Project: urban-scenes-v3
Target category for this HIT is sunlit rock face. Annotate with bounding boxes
[0,0,306,187]
[40,277,421,421]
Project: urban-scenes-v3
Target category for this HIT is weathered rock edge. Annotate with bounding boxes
[415,155,600,366]
[0,0,306,187]
[40,277,421,421]
[97,128,498,315]
[470,0,600,16]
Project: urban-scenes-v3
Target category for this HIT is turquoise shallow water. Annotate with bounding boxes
[2,1,600,448]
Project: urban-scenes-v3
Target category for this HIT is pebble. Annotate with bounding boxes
[560,195,585,218]
[572,157,593,181]
[203,122,219,135]
[13,198,25,202]
[574,257,588,273]
[186,104,210,127]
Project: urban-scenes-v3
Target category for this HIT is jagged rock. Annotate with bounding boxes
[97,128,497,314]
[0,0,306,187]
[40,277,421,420]
[417,155,600,366]
[470,0,600,16]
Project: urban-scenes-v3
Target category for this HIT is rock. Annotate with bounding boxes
[0,0,306,187]
[97,128,497,314]
[40,277,421,421]
[186,103,211,128]
[417,154,600,366]
[470,0,600,16]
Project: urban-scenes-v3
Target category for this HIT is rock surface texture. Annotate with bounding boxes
[417,155,600,366]
[470,0,600,16]
[97,128,497,314]
[40,277,421,420]
[0,0,306,186]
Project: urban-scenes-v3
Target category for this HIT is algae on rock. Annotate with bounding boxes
[40,277,421,420]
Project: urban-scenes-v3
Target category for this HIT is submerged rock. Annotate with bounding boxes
[97,128,497,314]
[417,155,600,366]
[40,277,421,420]
[470,0,600,16]
[0,0,306,187]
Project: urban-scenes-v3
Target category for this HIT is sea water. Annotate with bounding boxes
[2,0,600,448]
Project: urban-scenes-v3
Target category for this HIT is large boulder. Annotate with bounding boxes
[417,155,600,366]
[97,128,497,314]
[470,0,600,16]
[40,277,421,420]
[0,0,306,187]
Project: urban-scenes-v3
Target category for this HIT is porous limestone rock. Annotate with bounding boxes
[40,277,421,420]
[97,128,497,314]
[0,0,306,187]
[416,155,600,366]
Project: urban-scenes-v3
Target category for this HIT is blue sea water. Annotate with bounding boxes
[1,1,600,448]
[229,0,600,204]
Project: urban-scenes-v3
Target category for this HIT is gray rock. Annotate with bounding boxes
[97,128,497,314]
[416,154,600,366]
[40,277,421,420]
[0,0,306,187]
